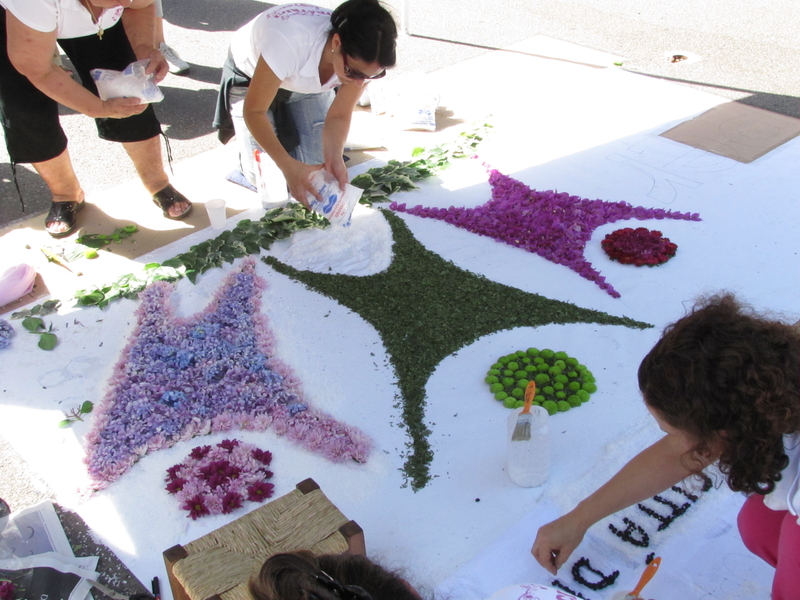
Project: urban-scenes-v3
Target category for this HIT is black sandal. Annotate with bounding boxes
[152,184,193,220]
[45,200,84,239]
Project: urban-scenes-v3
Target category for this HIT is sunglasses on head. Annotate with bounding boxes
[342,53,386,80]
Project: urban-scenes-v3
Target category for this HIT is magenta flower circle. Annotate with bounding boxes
[601,227,678,267]
[166,439,275,519]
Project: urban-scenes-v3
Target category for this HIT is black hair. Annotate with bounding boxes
[249,551,421,600]
[330,0,397,67]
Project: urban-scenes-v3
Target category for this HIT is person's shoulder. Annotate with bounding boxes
[1,0,59,33]
[262,3,332,23]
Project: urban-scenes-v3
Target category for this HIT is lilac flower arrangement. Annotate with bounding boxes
[390,168,701,297]
[0,319,13,350]
[165,439,275,519]
[84,259,372,490]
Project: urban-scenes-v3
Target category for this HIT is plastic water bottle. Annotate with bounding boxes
[506,405,550,487]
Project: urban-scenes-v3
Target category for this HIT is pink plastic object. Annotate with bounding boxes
[0,264,36,307]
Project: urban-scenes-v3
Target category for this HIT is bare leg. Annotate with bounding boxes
[122,136,189,218]
[32,148,85,234]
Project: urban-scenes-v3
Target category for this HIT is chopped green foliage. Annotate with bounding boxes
[266,209,651,490]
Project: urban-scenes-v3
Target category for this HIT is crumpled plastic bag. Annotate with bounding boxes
[0,263,36,308]
[90,58,164,103]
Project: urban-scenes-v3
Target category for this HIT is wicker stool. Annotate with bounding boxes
[163,478,365,600]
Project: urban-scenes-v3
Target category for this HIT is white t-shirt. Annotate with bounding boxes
[0,0,123,39]
[230,3,340,93]
[764,432,800,524]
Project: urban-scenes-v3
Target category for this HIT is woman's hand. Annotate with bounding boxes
[140,46,169,83]
[98,97,149,119]
[531,512,588,575]
[282,160,323,209]
[324,155,349,191]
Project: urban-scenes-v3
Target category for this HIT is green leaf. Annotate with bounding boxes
[160,257,184,268]
[58,419,74,428]
[22,316,45,332]
[80,401,94,414]
[38,332,58,350]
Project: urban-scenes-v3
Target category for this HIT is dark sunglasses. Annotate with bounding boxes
[342,53,386,80]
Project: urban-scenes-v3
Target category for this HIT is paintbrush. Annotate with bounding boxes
[624,556,661,600]
[511,381,536,441]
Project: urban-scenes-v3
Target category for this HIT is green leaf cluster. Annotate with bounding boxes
[351,121,492,206]
[77,224,138,248]
[485,348,596,413]
[74,264,184,308]
[11,300,61,320]
[21,316,58,350]
[72,204,329,307]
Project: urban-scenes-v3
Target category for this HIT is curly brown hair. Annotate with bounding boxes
[249,551,420,600]
[638,293,800,494]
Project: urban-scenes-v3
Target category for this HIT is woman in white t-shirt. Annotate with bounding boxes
[0,0,191,238]
[214,0,397,205]
[531,294,800,600]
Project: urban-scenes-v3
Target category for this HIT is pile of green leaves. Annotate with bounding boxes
[266,209,650,490]
[351,121,492,205]
[486,348,597,414]
[73,204,328,308]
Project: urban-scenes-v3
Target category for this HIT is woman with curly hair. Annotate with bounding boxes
[249,551,421,600]
[531,294,800,599]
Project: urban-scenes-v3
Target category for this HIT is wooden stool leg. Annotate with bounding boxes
[163,545,192,600]
[339,520,366,556]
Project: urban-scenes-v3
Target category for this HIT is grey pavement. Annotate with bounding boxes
[0,0,798,230]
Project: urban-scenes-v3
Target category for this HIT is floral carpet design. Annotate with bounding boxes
[84,259,371,489]
[265,210,651,490]
[390,169,701,297]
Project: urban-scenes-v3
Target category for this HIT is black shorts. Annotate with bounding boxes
[0,8,161,164]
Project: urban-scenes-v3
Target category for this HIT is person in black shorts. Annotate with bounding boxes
[0,0,192,238]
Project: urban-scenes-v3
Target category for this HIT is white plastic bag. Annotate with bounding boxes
[368,73,439,131]
[305,170,362,227]
[90,59,164,103]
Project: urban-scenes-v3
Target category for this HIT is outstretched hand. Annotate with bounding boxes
[530,513,588,575]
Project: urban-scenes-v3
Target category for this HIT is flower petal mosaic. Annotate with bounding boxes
[390,168,701,297]
[601,227,678,266]
[165,439,275,519]
[84,259,371,489]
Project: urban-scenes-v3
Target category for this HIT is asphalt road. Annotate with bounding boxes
[0,0,797,230]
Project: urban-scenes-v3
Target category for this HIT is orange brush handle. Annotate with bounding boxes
[521,381,536,414]
[630,556,661,596]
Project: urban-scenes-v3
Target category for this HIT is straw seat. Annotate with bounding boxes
[163,478,365,600]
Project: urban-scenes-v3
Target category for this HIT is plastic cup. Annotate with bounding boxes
[205,199,227,229]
